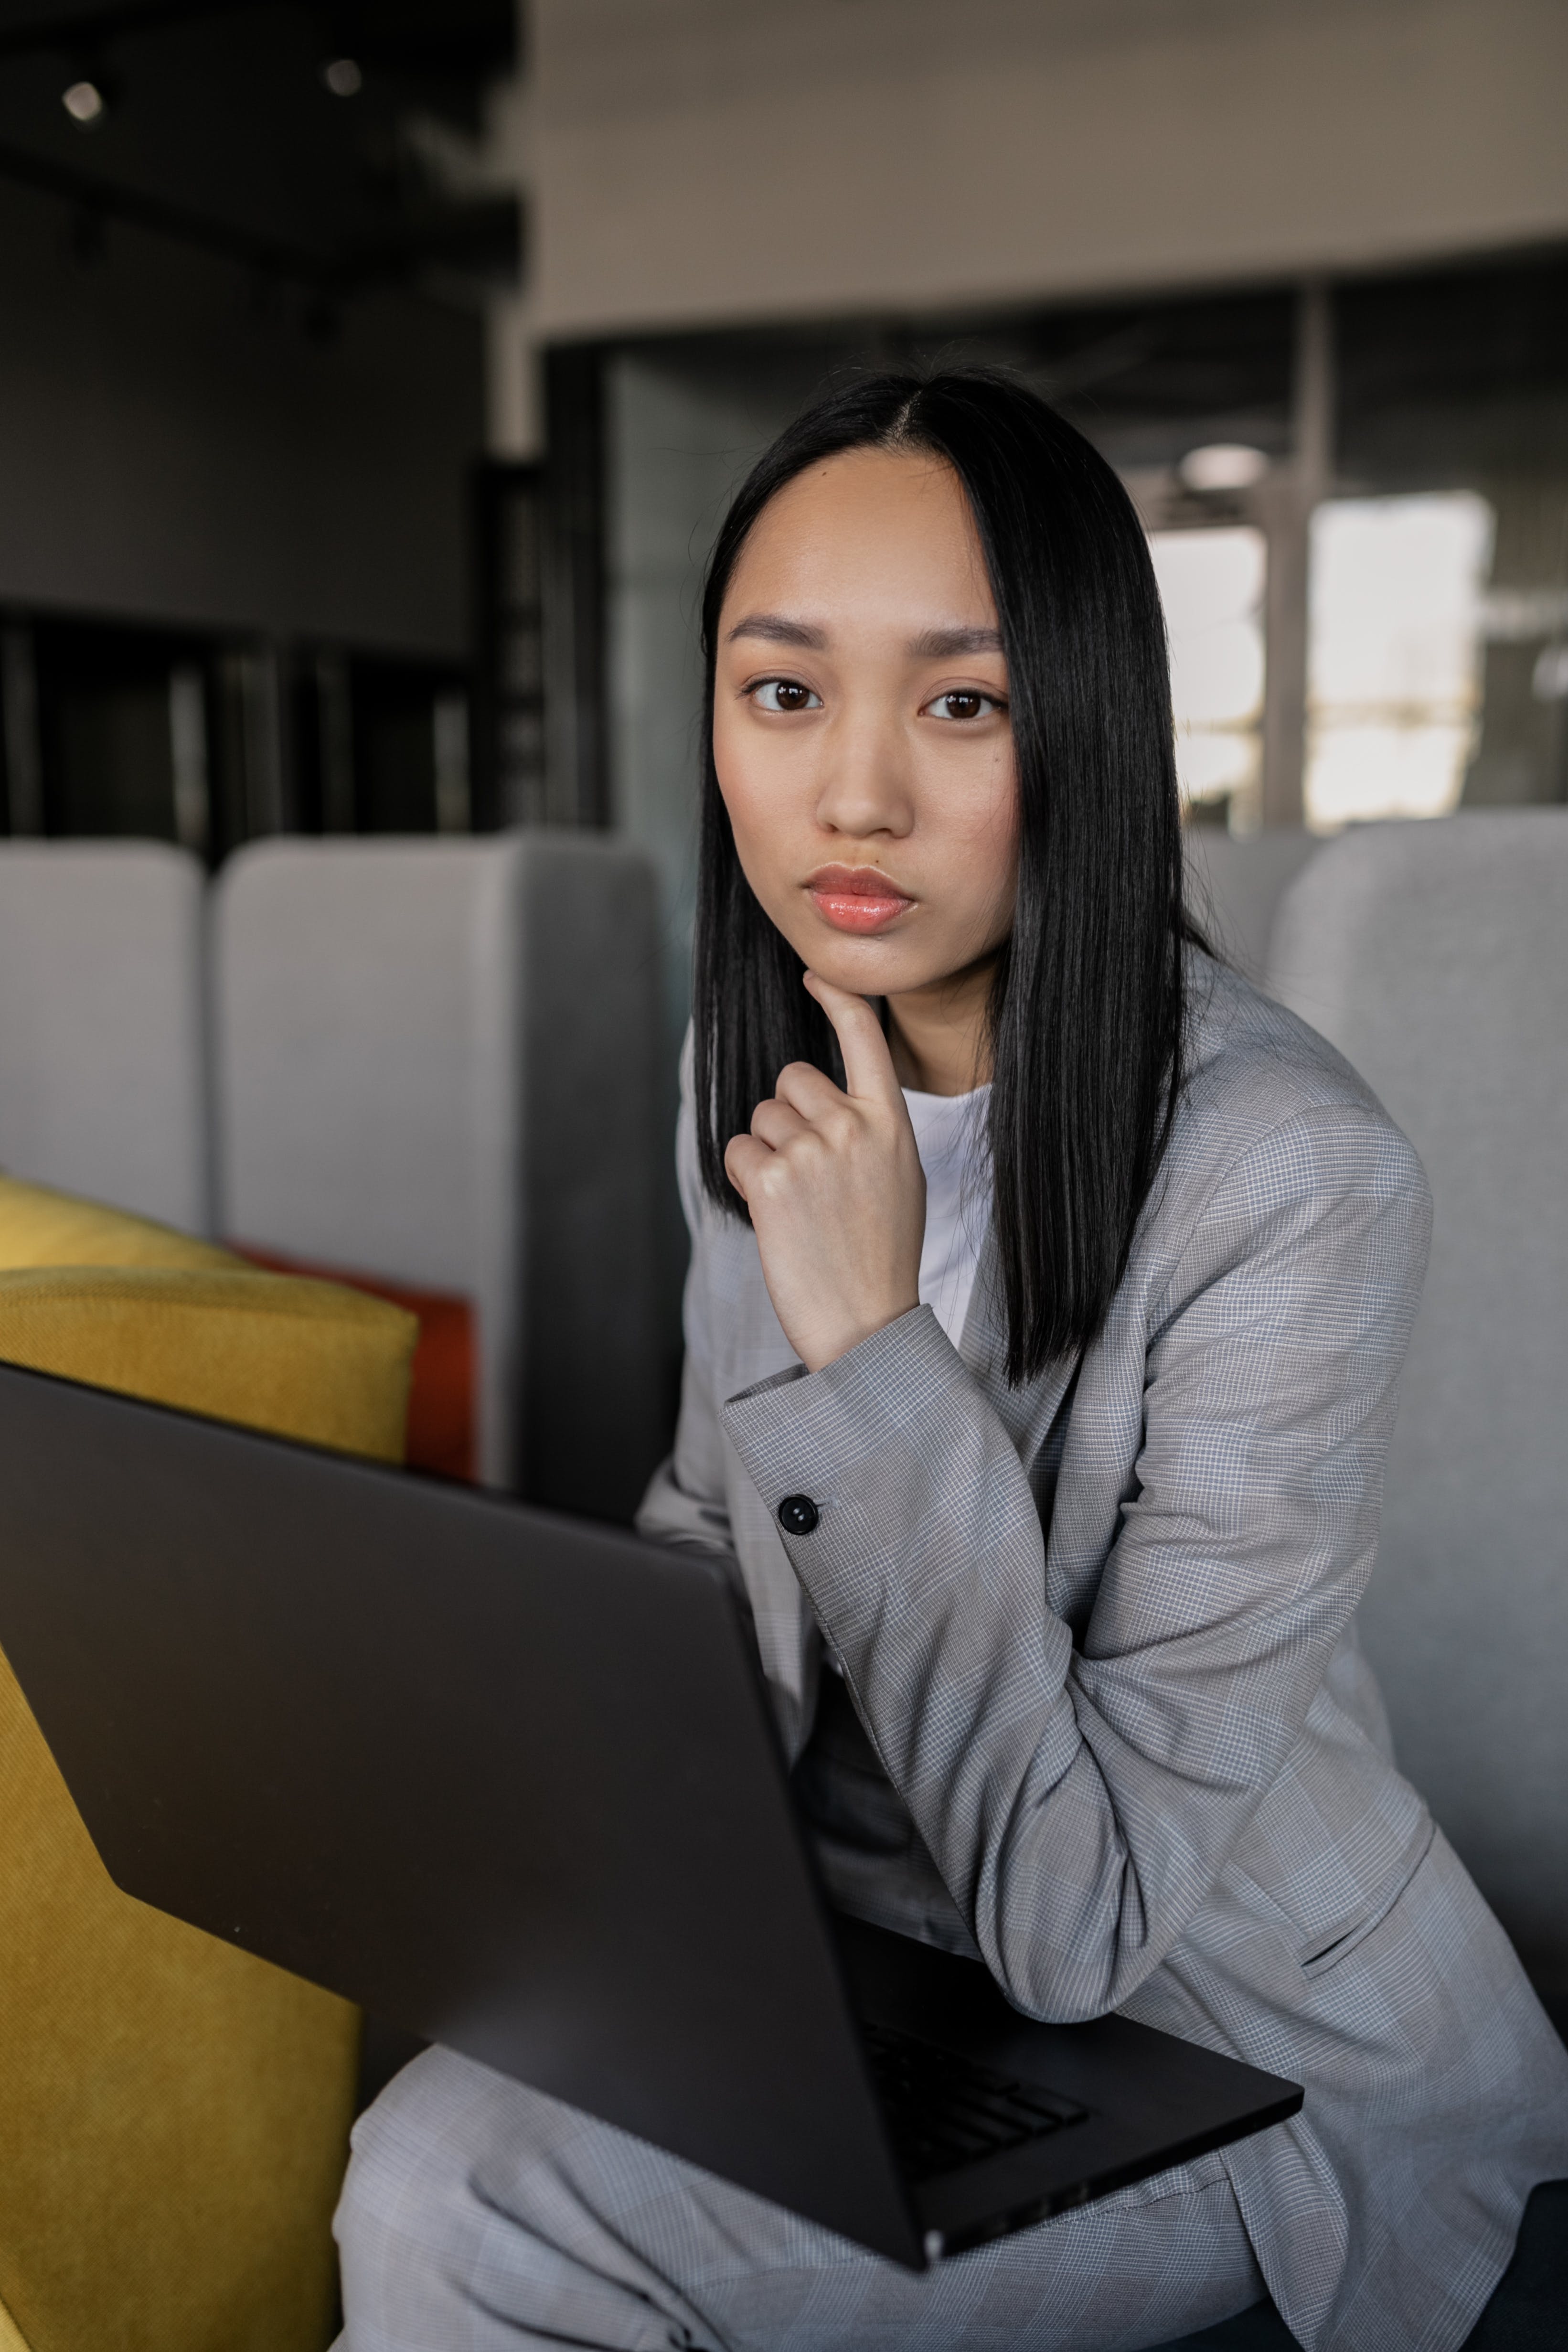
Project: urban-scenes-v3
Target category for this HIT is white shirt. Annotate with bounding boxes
[902,1084,992,1351]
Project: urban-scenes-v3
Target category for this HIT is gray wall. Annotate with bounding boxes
[0,178,483,656]
[518,0,1568,342]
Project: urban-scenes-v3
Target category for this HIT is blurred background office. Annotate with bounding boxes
[0,0,1565,1531]
[4,1,1565,1147]
[2,16,1566,2340]
[0,0,1566,2222]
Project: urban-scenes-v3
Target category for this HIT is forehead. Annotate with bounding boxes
[723,447,996,623]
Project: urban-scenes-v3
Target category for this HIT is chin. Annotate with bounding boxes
[806,937,923,996]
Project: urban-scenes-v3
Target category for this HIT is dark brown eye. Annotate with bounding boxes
[937,691,985,720]
[753,679,821,713]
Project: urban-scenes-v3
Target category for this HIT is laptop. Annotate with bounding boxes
[0,1360,1301,2269]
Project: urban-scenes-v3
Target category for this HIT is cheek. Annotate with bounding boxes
[711,714,788,906]
[711,712,759,852]
[712,705,811,872]
[990,765,1023,902]
[933,748,1020,921]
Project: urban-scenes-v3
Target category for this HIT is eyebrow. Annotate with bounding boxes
[725,614,1004,658]
[725,613,827,649]
[908,624,1004,658]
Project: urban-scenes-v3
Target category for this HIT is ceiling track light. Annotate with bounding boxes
[61,52,120,129]
[62,78,105,124]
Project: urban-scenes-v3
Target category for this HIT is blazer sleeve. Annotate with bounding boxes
[635,1070,737,1561]
[720,1100,1432,2021]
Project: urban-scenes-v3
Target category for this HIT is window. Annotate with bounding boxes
[1148,528,1267,827]
[1305,492,1495,830]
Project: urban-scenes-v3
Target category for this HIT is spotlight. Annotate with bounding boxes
[62,78,107,125]
[1179,444,1270,494]
[322,56,363,96]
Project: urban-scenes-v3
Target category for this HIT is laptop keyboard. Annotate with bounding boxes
[862,2022,1089,2183]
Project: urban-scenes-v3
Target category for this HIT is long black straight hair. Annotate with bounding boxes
[693,370,1194,1385]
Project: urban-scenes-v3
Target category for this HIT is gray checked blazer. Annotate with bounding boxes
[638,954,1568,2352]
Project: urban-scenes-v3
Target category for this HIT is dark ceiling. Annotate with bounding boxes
[0,0,520,307]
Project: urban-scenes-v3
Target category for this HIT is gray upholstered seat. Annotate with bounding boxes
[1183,827,1320,986]
[1266,811,1568,2002]
[0,840,211,1233]
[1154,813,1568,2352]
[213,833,666,1512]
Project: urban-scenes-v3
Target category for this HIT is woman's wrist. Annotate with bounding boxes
[793,1291,922,1375]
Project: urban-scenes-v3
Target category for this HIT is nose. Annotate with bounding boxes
[812,695,914,844]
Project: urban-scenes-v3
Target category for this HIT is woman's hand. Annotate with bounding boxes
[724,973,925,1373]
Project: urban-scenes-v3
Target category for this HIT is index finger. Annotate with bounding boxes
[803,970,903,1107]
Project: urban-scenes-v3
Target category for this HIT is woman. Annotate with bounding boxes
[337,374,1567,2351]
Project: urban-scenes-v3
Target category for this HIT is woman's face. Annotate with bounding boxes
[713,447,1019,1013]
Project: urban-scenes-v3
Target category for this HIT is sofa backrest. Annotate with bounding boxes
[0,842,210,1233]
[1184,827,1320,986]
[213,833,665,1508]
[1268,811,1568,1996]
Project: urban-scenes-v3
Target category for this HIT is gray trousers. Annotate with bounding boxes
[333,2045,1267,2352]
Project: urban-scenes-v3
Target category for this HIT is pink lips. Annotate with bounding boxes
[807,866,915,935]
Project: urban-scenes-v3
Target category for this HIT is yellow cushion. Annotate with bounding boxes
[0,1173,240,1274]
[0,1266,414,1460]
[0,1178,419,2352]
